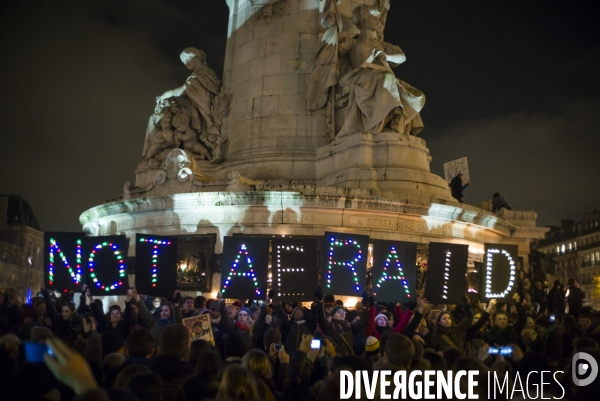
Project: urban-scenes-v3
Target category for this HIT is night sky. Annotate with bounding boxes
[1,0,599,232]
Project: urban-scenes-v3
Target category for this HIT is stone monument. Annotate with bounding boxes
[81,0,548,298]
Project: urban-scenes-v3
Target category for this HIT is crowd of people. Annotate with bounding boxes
[0,280,599,401]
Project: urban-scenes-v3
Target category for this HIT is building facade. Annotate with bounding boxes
[534,211,600,304]
[0,195,44,301]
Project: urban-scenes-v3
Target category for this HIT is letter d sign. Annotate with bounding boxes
[573,352,598,386]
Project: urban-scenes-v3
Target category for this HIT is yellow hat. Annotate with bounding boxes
[365,336,380,353]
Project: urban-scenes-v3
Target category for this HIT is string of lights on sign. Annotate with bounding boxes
[374,246,410,298]
[48,238,82,287]
[222,244,262,297]
[139,237,172,288]
[485,248,516,298]
[442,249,451,300]
[275,244,305,297]
[327,236,362,292]
[88,242,126,292]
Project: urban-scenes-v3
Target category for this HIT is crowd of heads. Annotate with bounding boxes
[0,278,599,401]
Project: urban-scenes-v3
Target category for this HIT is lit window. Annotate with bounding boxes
[561,244,565,254]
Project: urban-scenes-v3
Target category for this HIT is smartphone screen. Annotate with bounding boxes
[487,347,499,355]
[24,342,50,364]
[500,346,513,356]
[274,344,282,351]
[310,339,321,350]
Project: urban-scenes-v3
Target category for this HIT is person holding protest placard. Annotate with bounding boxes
[450,173,470,203]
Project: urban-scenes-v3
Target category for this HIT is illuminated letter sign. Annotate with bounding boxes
[322,232,369,296]
[272,238,318,302]
[371,240,417,303]
[424,243,469,304]
[134,234,178,296]
[221,236,269,300]
[85,235,129,296]
[482,244,518,301]
[44,232,85,293]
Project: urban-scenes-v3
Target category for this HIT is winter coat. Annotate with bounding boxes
[274,303,314,356]
[430,308,473,353]
[485,304,527,346]
[134,299,182,339]
[567,287,585,316]
[316,302,369,356]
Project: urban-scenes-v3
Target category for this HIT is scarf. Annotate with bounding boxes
[157,318,173,327]
[236,321,251,332]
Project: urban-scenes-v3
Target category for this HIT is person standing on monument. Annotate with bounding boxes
[492,192,512,213]
[450,173,470,203]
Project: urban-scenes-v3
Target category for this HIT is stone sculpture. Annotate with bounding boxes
[250,0,286,22]
[142,48,229,166]
[162,149,215,184]
[142,111,180,162]
[306,2,425,140]
[172,113,212,160]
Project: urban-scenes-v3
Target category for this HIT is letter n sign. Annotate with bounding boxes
[322,232,369,296]
[424,242,469,304]
[221,236,269,300]
[44,232,85,294]
[482,243,519,301]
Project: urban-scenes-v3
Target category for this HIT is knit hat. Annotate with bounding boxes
[30,326,53,343]
[375,313,388,324]
[331,306,346,319]
[375,304,386,314]
[238,307,252,318]
[232,301,242,308]
[250,305,260,314]
[365,336,380,353]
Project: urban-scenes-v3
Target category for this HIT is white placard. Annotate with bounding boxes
[443,157,470,184]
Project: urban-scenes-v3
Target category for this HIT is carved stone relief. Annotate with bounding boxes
[250,0,286,22]
[142,48,230,168]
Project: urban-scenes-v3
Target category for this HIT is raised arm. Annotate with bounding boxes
[513,301,528,334]
[455,297,474,334]
[273,302,290,332]
[364,306,376,337]
[403,297,428,337]
[394,307,413,333]
[42,287,58,321]
[220,302,233,332]
[132,292,155,328]
[76,286,87,315]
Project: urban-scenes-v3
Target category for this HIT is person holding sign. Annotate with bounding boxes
[450,173,470,203]
[430,295,473,353]
[132,288,183,339]
[315,287,370,356]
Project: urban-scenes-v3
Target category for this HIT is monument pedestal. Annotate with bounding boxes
[316,132,451,198]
